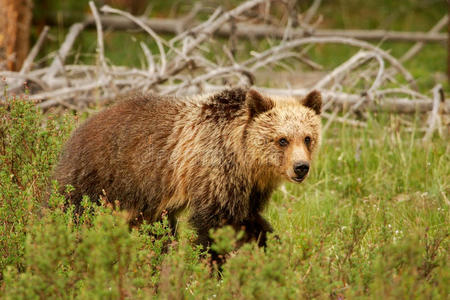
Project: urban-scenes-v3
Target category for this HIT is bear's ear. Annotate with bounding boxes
[301,90,322,115]
[246,89,274,118]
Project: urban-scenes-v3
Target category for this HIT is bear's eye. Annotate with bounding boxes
[304,136,311,146]
[278,138,289,147]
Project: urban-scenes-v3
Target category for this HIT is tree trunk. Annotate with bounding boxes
[0,0,32,71]
[447,0,450,83]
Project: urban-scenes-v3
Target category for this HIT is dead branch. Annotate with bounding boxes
[34,80,110,108]
[169,7,223,46]
[101,5,167,75]
[43,22,86,86]
[401,15,448,63]
[5,26,50,91]
[140,0,267,89]
[242,36,416,88]
[374,88,428,100]
[89,1,108,72]
[379,15,448,85]
[423,84,445,141]
[314,51,381,90]
[303,0,322,25]
[140,42,156,75]
[322,111,367,127]
[20,26,49,75]
[307,29,446,43]
[19,74,449,114]
[322,107,340,132]
[84,15,447,43]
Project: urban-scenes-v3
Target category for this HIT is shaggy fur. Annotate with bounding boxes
[54,87,322,250]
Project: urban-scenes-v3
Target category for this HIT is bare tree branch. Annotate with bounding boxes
[89,1,108,72]
[244,36,416,88]
[20,26,49,75]
[423,84,445,141]
[42,22,86,86]
[401,15,448,63]
[303,0,322,24]
[85,15,447,43]
[101,5,167,75]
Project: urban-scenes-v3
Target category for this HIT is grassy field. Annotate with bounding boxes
[0,0,448,298]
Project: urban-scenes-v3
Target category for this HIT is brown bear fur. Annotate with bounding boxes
[53,87,322,250]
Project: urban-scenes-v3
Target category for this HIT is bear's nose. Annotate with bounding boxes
[293,162,309,178]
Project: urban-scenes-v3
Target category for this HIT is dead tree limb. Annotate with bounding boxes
[83,15,447,43]
[303,0,322,24]
[42,22,86,86]
[242,36,416,88]
[89,1,108,72]
[137,0,267,89]
[423,84,445,141]
[401,15,448,62]
[101,5,168,75]
[20,26,50,75]
[314,51,382,90]
[6,26,50,91]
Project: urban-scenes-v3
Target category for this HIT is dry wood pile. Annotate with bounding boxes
[0,0,448,139]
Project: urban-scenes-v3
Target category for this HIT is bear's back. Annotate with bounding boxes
[54,94,186,215]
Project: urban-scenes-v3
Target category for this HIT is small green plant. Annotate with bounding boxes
[0,94,73,277]
[210,226,244,255]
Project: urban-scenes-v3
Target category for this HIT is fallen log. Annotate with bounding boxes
[83,15,447,43]
[23,80,449,115]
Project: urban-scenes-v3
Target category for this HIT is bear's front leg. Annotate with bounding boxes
[188,209,225,264]
[242,213,274,247]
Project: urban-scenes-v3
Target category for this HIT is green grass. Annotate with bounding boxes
[0,94,448,299]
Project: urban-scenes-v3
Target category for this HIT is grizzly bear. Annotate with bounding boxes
[54,87,322,251]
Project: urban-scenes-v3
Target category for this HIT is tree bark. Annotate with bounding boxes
[0,0,32,71]
[447,0,450,83]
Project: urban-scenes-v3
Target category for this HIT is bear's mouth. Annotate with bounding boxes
[291,176,305,183]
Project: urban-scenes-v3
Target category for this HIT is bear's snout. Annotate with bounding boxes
[293,161,309,180]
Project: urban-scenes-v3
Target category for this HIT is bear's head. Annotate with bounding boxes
[244,89,322,184]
